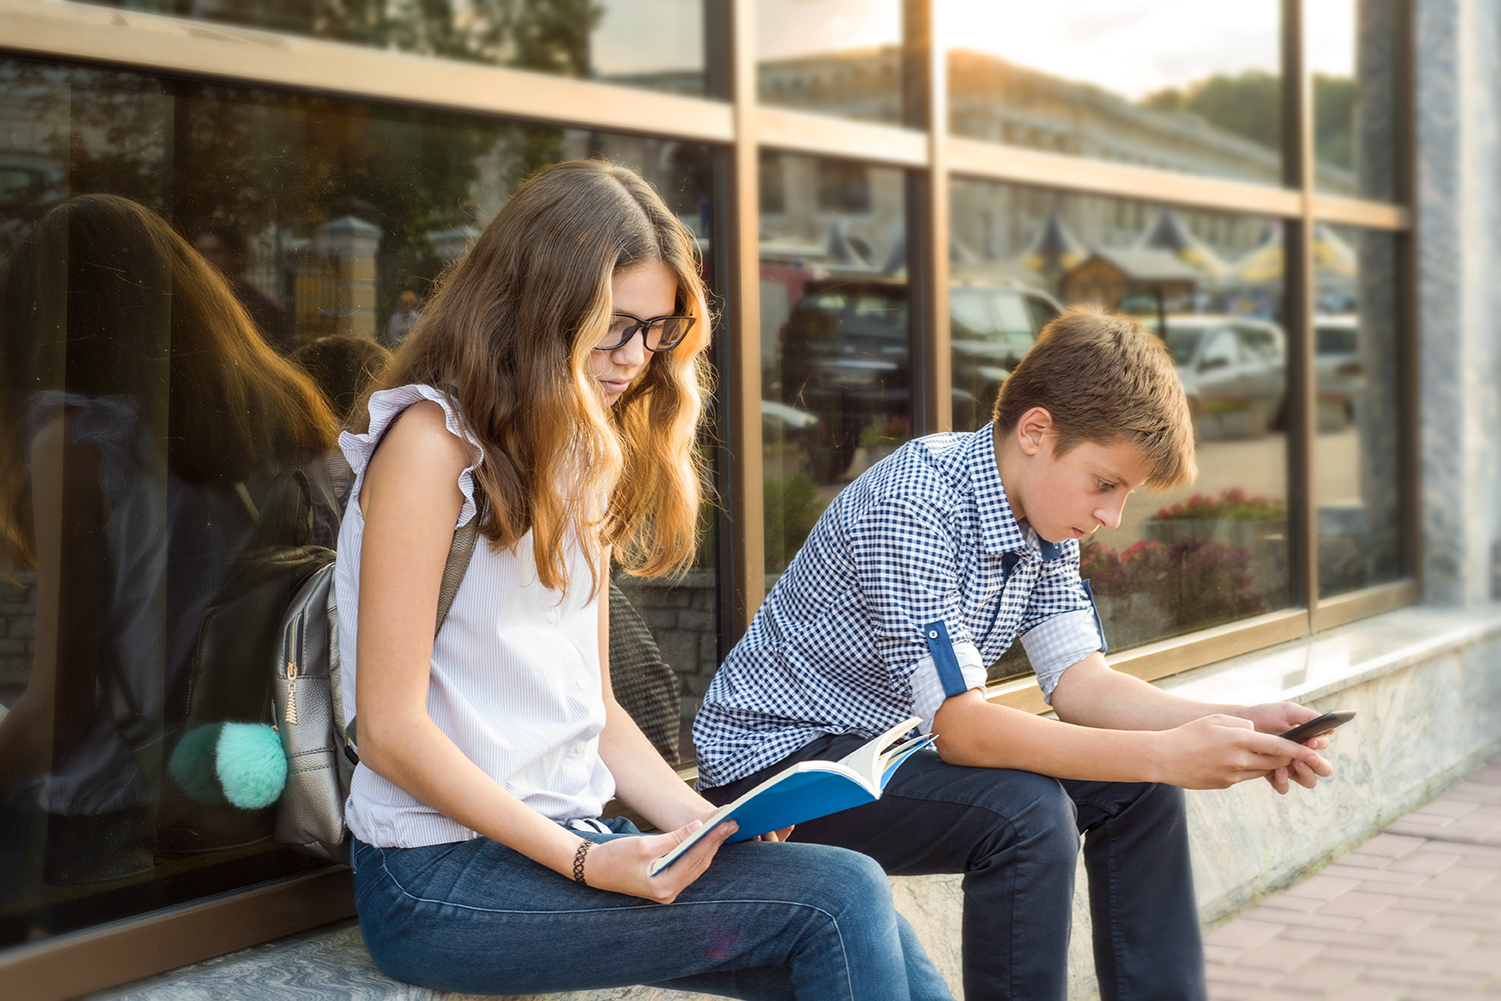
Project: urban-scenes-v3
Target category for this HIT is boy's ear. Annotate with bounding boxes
[1014,407,1053,457]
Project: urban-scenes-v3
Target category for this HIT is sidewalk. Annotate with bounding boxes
[1204,754,1501,1000]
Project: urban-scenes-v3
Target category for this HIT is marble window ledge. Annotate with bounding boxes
[1154,603,1501,708]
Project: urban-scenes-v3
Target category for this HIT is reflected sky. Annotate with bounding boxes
[735,0,1359,95]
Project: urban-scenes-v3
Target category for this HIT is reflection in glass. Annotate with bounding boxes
[1314,226,1402,597]
[0,56,718,944]
[761,153,907,577]
[946,2,1292,185]
[949,178,1293,666]
[73,0,709,97]
[1307,0,1398,201]
[757,0,904,125]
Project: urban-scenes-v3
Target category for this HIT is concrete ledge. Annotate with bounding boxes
[90,604,1501,1001]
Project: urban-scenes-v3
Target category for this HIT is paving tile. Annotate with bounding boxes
[1396,927,1479,957]
[1326,864,1428,882]
[1359,963,1490,989]
[1203,943,1246,965]
[1232,939,1324,971]
[1205,980,1319,1001]
[1356,907,1437,938]
[1282,875,1363,902]
[1206,918,1289,950]
[1331,853,1396,870]
[1389,850,1461,875]
[1245,906,1363,932]
[1266,958,1364,992]
[1201,962,1282,986]
[1443,946,1501,974]
[1314,944,1440,969]
[1357,833,1429,858]
[1428,865,1500,890]
[1318,890,1400,919]
[1324,982,1407,1001]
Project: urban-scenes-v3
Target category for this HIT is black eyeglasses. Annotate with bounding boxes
[595,312,695,352]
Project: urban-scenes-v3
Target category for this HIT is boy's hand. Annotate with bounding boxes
[1154,714,1328,791]
[1236,702,1338,793]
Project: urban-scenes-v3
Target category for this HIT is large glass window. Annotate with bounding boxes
[950,177,1294,664]
[1315,226,1403,597]
[72,0,711,97]
[0,55,717,945]
[757,0,904,125]
[760,152,908,578]
[946,3,1286,186]
[1308,0,1400,201]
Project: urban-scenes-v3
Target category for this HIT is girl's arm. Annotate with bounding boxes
[354,402,733,903]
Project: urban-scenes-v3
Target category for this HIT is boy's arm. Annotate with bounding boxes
[1048,653,1333,792]
[931,652,1332,792]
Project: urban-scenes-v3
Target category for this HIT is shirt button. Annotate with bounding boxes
[573,679,586,691]
[573,742,586,755]
[547,610,559,625]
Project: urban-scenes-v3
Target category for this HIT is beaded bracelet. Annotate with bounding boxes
[573,839,595,886]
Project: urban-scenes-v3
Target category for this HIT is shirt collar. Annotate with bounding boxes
[965,425,1066,562]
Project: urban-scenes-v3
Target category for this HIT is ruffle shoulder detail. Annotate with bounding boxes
[339,384,485,529]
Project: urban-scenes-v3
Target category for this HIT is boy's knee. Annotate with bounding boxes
[969,772,1080,869]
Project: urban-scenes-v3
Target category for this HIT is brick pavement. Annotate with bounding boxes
[1204,755,1501,1000]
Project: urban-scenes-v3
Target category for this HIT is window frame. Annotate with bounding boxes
[0,0,1417,994]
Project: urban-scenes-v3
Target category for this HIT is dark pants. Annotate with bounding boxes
[703,734,1206,1001]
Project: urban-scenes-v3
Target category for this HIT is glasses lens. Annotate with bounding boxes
[600,315,637,350]
[654,316,691,350]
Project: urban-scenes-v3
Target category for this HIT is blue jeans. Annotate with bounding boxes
[705,736,1207,1001]
[351,819,954,1000]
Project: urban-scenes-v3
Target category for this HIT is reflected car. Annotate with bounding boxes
[780,278,1060,480]
[950,282,1062,430]
[1164,315,1287,439]
[1314,314,1365,428]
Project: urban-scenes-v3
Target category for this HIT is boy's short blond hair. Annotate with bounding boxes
[993,304,1196,490]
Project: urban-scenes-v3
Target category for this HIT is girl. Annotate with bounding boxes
[338,160,953,1000]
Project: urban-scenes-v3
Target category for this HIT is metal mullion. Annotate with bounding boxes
[0,0,734,144]
[947,136,1304,219]
[1315,580,1421,632]
[756,107,927,167]
[1309,194,1410,230]
[725,0,765,635]
[1284,0,1321,625]
[901,0,949,436]
[1394,0,1423,593]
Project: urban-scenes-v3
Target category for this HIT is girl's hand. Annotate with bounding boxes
[580,819,738,903]
[755,826,795,842]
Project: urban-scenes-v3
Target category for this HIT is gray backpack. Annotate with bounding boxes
[269,515,479,863]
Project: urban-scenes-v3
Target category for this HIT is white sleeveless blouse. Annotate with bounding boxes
[336,384,615,848]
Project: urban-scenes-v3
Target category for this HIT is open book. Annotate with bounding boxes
[649,717,934,876]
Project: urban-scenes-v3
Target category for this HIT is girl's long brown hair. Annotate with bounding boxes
[370,160,711,595]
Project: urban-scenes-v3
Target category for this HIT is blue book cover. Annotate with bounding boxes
[649,717,934,875]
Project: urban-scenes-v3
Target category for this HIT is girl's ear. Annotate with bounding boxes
[1014,406,1053,457]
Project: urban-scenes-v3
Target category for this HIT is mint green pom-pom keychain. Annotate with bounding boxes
[169,722,287,809]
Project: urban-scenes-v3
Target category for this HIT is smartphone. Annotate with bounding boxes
[1279,710,1355,745]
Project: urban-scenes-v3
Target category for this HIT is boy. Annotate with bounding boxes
[694,306,1332,1001]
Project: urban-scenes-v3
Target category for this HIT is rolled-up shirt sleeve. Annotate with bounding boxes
[850,497,982,719]
[1018,542,1105,701]
[908,645,989,734]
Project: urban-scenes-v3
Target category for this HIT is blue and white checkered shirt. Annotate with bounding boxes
[693,425,1105,789]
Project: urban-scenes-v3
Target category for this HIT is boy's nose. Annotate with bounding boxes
[1095,500,1126,532]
